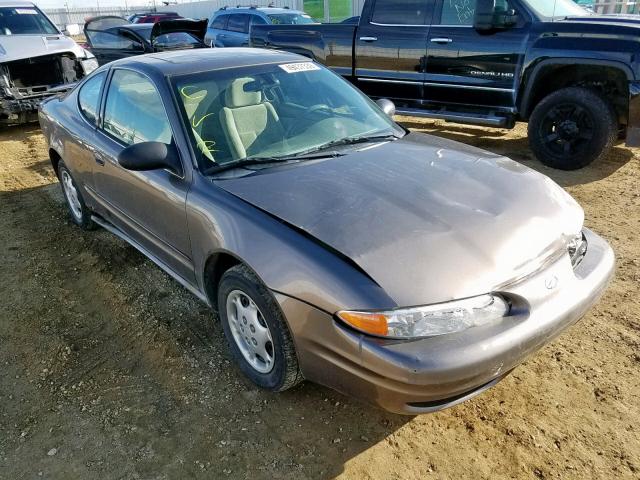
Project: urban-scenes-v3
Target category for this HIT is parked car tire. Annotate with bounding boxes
[218,264,303,391]
[528,87,617,170]
[57,161,96,230]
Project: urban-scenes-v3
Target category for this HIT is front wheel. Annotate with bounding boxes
[217,265,303,391]
[528,87,617,170]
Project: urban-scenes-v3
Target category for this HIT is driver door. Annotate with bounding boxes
[86,29,146,65]
[92,68,194,282]
[424,0,527,108]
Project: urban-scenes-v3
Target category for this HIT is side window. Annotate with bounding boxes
[227,14,249,33]
[87,29,143,50]
[212,14,228,29]
[103,70,172,146]
[250,14,267,26]
[77,72,106,126]
[371,0,430,25]
[439,0,477,25]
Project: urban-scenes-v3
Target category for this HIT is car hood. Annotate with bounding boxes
[0,34,84,63]
[216,133,584,307]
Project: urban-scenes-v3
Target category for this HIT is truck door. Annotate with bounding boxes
[354,0,434,102]
[424,0,527,108]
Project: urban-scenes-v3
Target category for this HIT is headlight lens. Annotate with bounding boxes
[81,57,99,75]
[337,294,510,339]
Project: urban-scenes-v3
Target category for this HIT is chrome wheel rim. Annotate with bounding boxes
[61,170,82,221]
[226,290,274,374]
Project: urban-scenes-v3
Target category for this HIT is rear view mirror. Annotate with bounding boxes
[118,141,182,175]
[376,98,396,117]
[474,0,518,31]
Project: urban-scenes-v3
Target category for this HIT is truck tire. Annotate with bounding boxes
[528,87,617,170]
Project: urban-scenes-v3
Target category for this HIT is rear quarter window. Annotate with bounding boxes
[212,14,227,29]
[77,72,106,126]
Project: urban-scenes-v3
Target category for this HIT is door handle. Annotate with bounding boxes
[359,36,378,42]
[430,37,453,44]
[94,154,105,166]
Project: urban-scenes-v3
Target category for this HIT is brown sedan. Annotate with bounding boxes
[38,49,614,414]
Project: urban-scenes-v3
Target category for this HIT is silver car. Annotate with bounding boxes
[38,49,614,414]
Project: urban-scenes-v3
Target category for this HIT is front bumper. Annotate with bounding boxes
[276,228,614,414]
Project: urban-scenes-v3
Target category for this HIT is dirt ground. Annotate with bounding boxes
[0,118,638,480]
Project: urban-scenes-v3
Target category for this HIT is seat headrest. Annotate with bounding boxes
[226,77,262,108]
[179,84,219,119]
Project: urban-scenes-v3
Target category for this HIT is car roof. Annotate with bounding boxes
[215,7,304,15]
[105,47,308,77]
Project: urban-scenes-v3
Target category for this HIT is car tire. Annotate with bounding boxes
[217,264,303,391]
[528,87,617,170]
[58,161,96,230]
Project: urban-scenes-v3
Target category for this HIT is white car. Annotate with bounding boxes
[0,0,98,124]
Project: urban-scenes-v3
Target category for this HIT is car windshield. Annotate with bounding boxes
[267,13,315,24]
[0,6,58,35]
[173,62,404,172]
[522,0,591,18]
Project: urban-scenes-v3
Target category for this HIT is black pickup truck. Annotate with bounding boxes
[250,0,640,169]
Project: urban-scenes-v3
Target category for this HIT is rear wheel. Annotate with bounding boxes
[528,87,617,170]
[217,264,303,391]
[58,161,96,230]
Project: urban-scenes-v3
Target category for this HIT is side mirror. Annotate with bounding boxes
[118,142,182,175]
[376,98,396,117]
[474,0,518,31]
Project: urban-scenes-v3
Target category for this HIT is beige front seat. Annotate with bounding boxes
[180,85,220,162]
[220,78,284,159]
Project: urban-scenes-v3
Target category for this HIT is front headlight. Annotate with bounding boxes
[337,294,510,339]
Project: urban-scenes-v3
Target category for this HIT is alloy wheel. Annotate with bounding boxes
[61,170,83,221]
[225,289,275,374]
[539,103,595,158]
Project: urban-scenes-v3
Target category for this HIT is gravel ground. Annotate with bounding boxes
[0,119,638,480]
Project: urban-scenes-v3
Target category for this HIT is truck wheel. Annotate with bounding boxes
[528,87,616,170]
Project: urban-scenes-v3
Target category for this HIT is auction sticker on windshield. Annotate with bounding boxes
[15,8,39,14]
[279,62,320,74]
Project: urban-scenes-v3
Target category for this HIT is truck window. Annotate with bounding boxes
[439,0,477,25]
[227,14,249,33]
[371,0,430,25]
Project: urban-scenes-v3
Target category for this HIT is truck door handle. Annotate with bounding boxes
[94,154,105,166]
[431,37,453,44]
[359,36,378,42]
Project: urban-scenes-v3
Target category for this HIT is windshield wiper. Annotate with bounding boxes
[206,157,297,175]
[206,151,343,175]
[287,133,402,158]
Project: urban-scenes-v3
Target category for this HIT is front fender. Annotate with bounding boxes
[186,174,396,314]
